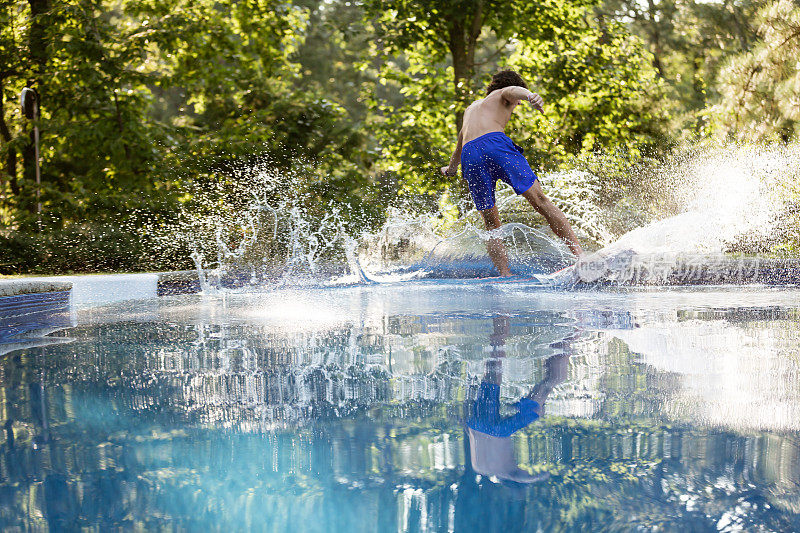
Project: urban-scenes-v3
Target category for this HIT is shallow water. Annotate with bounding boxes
[2,281,800,531]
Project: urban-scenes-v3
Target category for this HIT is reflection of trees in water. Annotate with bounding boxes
[613,308,800,432]
[2,310,800,530]
[12,313,590,428]
[4,415,797,530]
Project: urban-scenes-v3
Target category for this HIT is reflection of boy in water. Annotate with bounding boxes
[466,315,571,483]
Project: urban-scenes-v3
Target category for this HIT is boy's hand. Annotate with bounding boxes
[527,93,544,113]
[440,166,457,177]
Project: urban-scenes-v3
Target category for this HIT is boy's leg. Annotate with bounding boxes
[484,314,511,381]
[527,352,571,409]
[480,207,512,277]
[521,182,583,257]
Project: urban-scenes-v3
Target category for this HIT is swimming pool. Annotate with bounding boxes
[2,281,800,530]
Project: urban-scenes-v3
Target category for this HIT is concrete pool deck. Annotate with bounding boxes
[0,279,72,297]
[0,271,200,307]
[0,256,799,309]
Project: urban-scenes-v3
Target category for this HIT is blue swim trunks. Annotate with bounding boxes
[461,132,538,211]
[466,381,540,438]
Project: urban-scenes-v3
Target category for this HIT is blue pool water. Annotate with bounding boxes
[2,281,800,531]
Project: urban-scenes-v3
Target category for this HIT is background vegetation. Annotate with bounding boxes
[1,0,798,274]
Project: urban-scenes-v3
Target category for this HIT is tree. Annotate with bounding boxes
[363,0,669,200]
[0,0,381,273]
[602,0,763,134]
[710,0,800,142]
[510,17,668,159]
[0,2,26,207]
[365,0,591,131]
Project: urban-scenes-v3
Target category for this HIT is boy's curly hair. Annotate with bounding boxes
[486,69,527,96]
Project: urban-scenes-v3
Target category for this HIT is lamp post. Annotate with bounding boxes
[20,87,41,228]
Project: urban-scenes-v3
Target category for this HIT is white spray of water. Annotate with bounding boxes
[602,145,799,256]
[172,164,360,291]
[174,144,799,290]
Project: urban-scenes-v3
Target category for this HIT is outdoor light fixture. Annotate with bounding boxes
[20,87,41,225]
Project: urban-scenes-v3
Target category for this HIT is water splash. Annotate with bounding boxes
[164,162,362,291]
[547,144,800,286]
[605,144,800,256]
[164,144,799,291]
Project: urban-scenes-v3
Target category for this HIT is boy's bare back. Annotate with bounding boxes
[461,87,544,143]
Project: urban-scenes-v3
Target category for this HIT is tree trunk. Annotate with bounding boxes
[646,0,665,78]
[448,19,469,132]
[28,0,49,85]
[691,48,704,107]
[725,0,752,50]
[448,0,484,132]
[0,76,20,197]
[22,0,49,216]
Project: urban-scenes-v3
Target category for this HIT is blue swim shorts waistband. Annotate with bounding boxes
[463,131,509,148]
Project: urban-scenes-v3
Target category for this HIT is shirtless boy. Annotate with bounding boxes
[441,69,583,276]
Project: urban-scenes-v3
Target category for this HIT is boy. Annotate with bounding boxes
[441,69,583,276]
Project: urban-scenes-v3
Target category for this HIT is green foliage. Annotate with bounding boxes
[511,19,669,162]
[364,0,670,204]
[369,55,457,203]
[0,0,379,274]
[602,0,764,136]
[0,0,797,274]
[710,0,800,142]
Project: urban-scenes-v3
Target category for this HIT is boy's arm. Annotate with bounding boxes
[440,129,464,177]
[500,86,544,112]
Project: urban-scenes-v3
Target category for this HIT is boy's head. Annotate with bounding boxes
[486,69,527,96]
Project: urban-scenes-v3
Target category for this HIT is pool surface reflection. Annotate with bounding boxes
[2,282,800,531]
